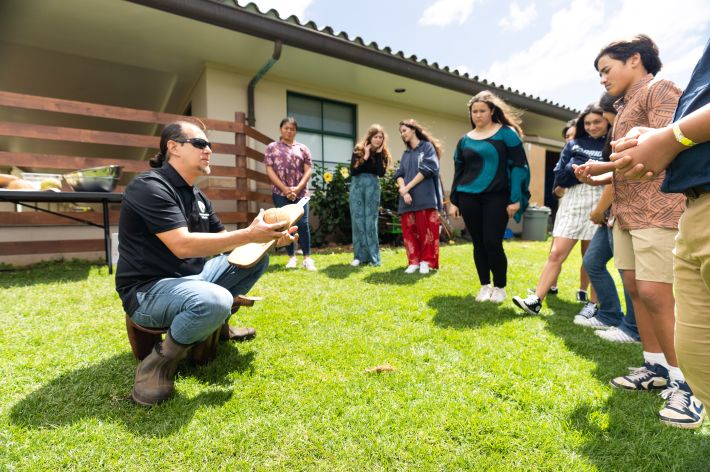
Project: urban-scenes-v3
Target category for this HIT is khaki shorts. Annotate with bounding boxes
[613,223,677,283]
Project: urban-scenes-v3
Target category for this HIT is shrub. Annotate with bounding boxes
[309,164,352,245]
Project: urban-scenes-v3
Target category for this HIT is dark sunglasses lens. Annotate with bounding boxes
[191,139,210,149]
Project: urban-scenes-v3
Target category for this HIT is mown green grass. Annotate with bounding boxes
[1,240,708,471]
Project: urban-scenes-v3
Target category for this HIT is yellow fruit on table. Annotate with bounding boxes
[40,178,62,191]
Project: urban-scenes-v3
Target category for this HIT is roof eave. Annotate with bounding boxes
[126,0,577,121]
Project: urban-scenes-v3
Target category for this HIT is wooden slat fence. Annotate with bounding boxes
[0,90,274,257]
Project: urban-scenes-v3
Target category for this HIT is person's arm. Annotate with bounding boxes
[611,103,710,178]
[295,163,312,195]
[573,161,614,185]
[265,165,289,194]
[589,184,613,225]
[156,209,291,259]
[551,143,578,188]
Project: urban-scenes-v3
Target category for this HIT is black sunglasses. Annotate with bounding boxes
[174,137,212,150]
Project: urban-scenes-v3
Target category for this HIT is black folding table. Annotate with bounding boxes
[0,190,123,273]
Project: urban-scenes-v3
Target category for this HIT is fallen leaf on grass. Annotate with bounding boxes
[365,363,395,373]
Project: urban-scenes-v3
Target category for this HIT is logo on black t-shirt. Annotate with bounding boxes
[197,200,208,219]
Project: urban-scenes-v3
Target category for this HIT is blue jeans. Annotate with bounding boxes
[349,174,381,265]
[272,193,311,257]
[583,226,639,339]
[130,254,268,344]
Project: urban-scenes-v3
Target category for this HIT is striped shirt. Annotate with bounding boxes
[611,74,685,230]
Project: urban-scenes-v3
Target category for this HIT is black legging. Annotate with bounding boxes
[458,190,510,288]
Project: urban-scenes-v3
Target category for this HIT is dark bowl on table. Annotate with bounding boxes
[64,165,122,192]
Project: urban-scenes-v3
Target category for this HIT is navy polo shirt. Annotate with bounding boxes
[662,37,710,194]
[115,163,224,315]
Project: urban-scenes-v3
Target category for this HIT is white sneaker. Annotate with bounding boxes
[404,264,419,274]
[595,327,639,343]
[488,287,506,304]
[302,258,317,271]
[285,257,297,269]
[419,262,430,274]
[475,284,493,302]
[351,259,361,267]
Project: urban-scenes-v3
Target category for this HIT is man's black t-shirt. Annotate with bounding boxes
[115,164,224,315]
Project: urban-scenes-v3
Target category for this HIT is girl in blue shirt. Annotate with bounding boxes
[449,91,530,303]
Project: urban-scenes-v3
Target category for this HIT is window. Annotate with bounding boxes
[286,93,356,169]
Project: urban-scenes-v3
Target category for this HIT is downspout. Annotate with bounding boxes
[247,40,282,127]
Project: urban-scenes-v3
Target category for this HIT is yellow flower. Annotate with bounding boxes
[339,167,349,178]
[323,172,333,183]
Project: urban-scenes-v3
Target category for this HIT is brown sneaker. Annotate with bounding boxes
[220,323,256,342]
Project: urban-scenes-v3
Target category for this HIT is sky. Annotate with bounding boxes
[241,0,710,111]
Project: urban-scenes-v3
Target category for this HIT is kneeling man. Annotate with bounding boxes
[116,120,294,405]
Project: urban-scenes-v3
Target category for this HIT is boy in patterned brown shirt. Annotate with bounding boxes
[575,34,702,429]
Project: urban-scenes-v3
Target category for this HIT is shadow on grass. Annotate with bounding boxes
[429,295,519,329]
[321,263,360,280]
[9,347,255,437]
[0,259,93,288]
[363,268,428,286]
[542,296,710,470]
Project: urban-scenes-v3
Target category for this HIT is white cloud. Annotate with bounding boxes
[481,0,710,109]
[243,0,314,21]
[418,0,480,27]
[499,1,537,31]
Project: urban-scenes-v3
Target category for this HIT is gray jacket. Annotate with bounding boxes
[394,140,442,214]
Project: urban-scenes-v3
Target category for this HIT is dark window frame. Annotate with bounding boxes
[286,91,357,168]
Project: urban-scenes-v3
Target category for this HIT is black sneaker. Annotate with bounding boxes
[548,286,558,296]
[610,362,669,390]
[659,380,705,429]
[576,290,588,303]
[512,294,542,315]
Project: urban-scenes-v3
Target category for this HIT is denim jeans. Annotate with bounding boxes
[130,254,269,344]
[272,193,310,257]
[583,225,638,339]
[349,174,381,265]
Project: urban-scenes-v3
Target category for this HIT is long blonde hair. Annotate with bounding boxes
[398,119,443,159]
[353,124,392,169]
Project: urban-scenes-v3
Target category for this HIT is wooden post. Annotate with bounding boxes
[234,112,248,227]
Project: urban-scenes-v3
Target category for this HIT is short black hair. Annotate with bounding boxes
[594,34,662,76]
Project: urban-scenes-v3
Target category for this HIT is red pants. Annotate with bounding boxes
[401,209,439,269]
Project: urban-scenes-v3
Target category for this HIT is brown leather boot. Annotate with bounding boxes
[131,333,190,406]
[220,322,256,342]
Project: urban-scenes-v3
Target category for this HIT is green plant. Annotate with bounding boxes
[380,169,400,212]
[309,164,352,245]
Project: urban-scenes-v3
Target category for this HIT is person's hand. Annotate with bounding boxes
[247,209,290,243]
[363,144,371,160]
[610,126,673,180]
[403,193,413,205]
[573,164,612,185]
[506,202,520,219]
[275,226,299,247]
[553,186,565,198]
[287,186,298,201]
[448,203,460,218]
[589,208,607,225]
[399,186,409,197]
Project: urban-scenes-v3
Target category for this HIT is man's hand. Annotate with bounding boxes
[247,209,291,243]
[610,126,678,179]
[589,208,607,225]
[286,186,298,201]
[448,203,460,218]
[275,226,299,247]
[553,186,565,198]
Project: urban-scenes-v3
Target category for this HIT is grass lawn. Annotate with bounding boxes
[1,240,708,471]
